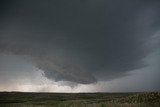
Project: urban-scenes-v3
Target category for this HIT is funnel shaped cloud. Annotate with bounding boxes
[0,0,160,85]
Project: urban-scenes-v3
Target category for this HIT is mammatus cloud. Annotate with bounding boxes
[0,0,160,86]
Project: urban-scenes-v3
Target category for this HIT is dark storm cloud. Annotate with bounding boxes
[0,0,160,84]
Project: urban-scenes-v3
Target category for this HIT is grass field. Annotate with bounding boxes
[0,92,159,107]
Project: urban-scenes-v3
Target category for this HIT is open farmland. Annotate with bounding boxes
[0,92,159,107]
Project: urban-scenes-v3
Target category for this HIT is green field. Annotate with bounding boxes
[0,92,159,107]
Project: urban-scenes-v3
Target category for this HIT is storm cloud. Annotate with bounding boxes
[0,0,160,86]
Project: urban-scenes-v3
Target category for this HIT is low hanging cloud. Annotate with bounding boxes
[0,0,160,85]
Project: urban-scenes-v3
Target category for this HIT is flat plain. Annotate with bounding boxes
[0,92,159,107]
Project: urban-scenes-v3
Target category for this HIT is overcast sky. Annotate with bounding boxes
[0,0,160,92]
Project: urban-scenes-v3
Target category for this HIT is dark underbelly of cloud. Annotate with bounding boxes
[0,0,160,84]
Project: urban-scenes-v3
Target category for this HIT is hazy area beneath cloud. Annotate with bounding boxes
[0,0,160,91]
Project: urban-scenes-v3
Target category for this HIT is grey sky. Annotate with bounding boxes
[0,0,160,92]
